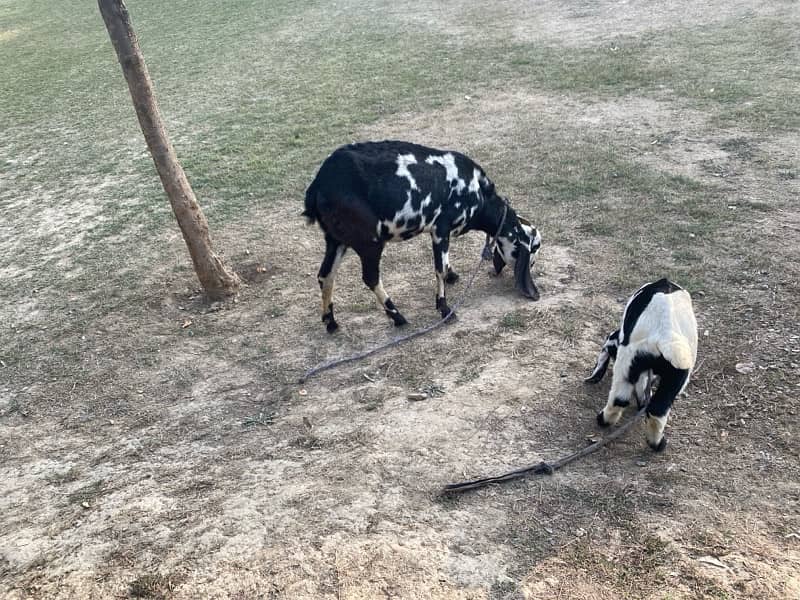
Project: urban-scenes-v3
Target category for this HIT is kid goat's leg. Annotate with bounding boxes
[598,350,651,427]
[318,234,347,333]
[357,244,408,327]
[644,363,689,452]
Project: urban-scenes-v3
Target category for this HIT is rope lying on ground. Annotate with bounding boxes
[299,205,509,383]
[440,385,652,495]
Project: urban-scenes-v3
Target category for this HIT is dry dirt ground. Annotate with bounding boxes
[2,1,799,599]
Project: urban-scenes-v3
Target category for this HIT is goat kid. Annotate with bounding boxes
[303,141,541,332]
[586,278,698,451]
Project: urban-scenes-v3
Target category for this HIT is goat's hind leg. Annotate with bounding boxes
[358,244,408,327]
[318,235,347,333]
[645,363,689,452]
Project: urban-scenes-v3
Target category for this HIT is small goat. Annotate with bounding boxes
[303,140,541,332]
[586,278,698,451]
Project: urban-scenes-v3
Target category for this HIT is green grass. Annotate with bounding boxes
[499,310,529,331]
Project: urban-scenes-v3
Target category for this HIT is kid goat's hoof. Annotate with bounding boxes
[596,411,609,427]
[445,270,460,284]
[648,437,667,452]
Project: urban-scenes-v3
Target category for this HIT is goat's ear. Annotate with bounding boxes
[480,177,496,198]
[514,247,540,300]
[493,247,506,274]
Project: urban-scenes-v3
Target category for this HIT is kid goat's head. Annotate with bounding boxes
[492,206,542,301]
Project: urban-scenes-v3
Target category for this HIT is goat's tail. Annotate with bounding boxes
[302,180,319,225]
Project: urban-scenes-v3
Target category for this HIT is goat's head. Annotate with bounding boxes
[494,206,541,300]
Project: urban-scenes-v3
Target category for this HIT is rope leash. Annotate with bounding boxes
[300,204,509,383]
[440,380,652,495]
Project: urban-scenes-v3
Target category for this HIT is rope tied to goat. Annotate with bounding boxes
[440,378,653,494]
[299,203,509,383]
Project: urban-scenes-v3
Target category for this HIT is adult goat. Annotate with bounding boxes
[303,140,541,332]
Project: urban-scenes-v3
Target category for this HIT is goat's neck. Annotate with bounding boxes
[472,199,508,236]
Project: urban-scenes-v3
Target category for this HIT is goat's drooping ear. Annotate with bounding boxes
[514,246,539,300]
[585,329,619,383]
[479,178,496,199]
[493,247,506,274]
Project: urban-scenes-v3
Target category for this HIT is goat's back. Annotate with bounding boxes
[622,281,698,371]
[305,140,488,219]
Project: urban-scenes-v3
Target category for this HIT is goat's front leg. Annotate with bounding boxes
[597,348,639,427]
[431,230,456,320]
[358,244,408,327]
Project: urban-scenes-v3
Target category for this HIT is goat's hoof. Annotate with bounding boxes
[322,311,338,333]
[392,315,409,327]
[445,270,459,284]
[584,374,601,384]
[596,411,610,427]
[648,437,667,453]
[441,310,457,322]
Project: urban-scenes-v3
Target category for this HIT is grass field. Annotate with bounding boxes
[1,1,799,598]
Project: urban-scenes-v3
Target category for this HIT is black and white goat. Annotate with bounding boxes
[586,278,698,451]
[303,140,541,332]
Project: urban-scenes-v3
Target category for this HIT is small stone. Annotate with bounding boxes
[697,556,727,569]
[407,393,428,401]
[81,502,90,509]
[636,460,647,467]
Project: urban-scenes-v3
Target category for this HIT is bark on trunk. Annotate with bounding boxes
[98,0,239,300]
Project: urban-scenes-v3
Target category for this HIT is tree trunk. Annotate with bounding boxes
[98,0,240,300]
